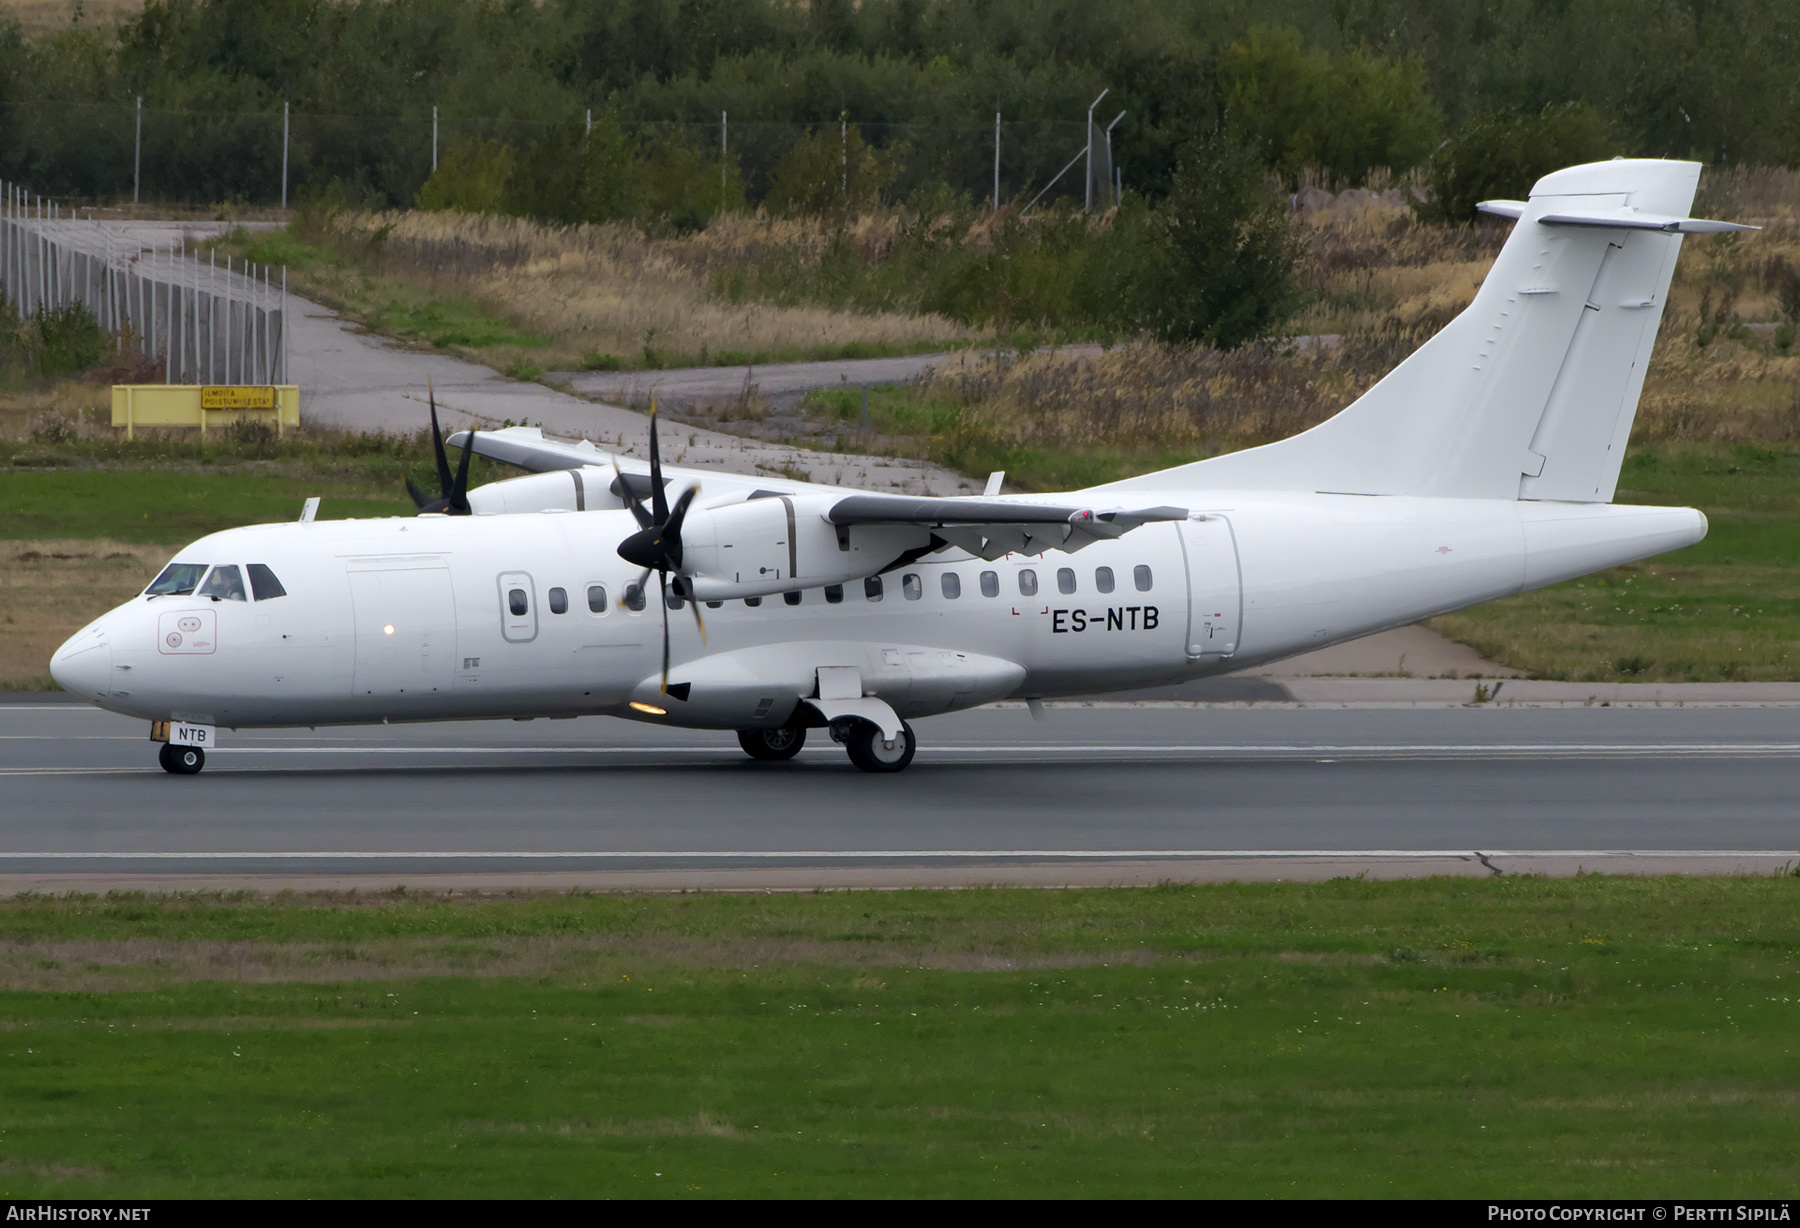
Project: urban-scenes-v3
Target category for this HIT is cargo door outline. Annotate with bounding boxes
[347,566,457,696]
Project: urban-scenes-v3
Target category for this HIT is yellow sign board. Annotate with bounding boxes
[201,385,278,409]
[112,385,300,438]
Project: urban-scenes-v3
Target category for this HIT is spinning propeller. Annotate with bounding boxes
[614,399,705,693]
[405,379,477,515]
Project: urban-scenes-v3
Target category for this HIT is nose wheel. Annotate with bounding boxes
[158,743,205,775]
[841,718,916,773]
[737,725,807,761]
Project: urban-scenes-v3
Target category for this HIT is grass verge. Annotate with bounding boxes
[1430,444,1800,682]
[1,878,1797,1197]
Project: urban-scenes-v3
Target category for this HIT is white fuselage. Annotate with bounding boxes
[51,491,1705,732]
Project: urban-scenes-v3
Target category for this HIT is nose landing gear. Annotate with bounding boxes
[737,725,807,761]
[158,743,205,775]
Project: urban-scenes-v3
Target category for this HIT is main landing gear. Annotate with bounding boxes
[734,718,918,772]
[158,743,206,775]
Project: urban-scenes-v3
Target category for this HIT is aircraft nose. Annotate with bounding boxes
[50,622,113,701]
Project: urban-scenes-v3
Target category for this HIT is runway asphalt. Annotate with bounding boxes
[5,700,1798,890]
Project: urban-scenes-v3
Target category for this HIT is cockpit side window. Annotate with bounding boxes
[198,564,248,602]
[146,562,207,596]
[247,563,287,601]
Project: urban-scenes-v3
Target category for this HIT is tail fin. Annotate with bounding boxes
[1099,160,1733,502]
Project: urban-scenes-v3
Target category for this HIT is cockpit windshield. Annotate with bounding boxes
[198,564,248,602]
[247,563,287,601]
[145,562,207,596]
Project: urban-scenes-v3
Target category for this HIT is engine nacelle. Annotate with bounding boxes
[465,467,623,515]
[681,494,927,600]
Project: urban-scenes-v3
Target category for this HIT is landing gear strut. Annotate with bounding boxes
[737,725,806,761]
[839,718,916,773]
[158,743,205,775]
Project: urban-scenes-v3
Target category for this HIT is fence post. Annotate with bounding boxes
[721,111,727,204]
[994,110,1001,210]
[1085,89,1107,212]
[432,106,439,173]
[281,101,290,209]
[840,110,848,197]
[134,96,142,205]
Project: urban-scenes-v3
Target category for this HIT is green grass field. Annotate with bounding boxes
[2,878,1797,1197]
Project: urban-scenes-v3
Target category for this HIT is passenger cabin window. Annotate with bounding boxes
[1134,564,1154,592]
[783,591,802,606]
[624,583,647,612]
[980,571,999,597]
[744,595,762,607]
[198,565,248,602]
[902,573,922,601]
[941,573,961,599]
[147,563,207,596]
[667,591,685,610]
[1018,569,1038,597]
[508,588,529,617]
[1057,567,1076,595]
[824,584,844,604]
[864,576,884,602]
[586,584,608,614]
[1095,566,1115,594]
[706,600,723,609]
[548,587,568,615]
[247,564,287,601]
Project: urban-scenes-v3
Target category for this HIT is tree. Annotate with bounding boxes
[763,122,903,216]
[1220,25,1438,188]
[1414,103,1618,225]
[1141,131,1308,350]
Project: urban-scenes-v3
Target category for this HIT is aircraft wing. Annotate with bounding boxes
[446,427,605,472]
[825,494,1188,559]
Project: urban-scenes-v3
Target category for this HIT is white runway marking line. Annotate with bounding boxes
[0,849,1792,861]
[194,742,1800,758]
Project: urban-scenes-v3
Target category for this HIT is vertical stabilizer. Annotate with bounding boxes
[1094,160,1718,502]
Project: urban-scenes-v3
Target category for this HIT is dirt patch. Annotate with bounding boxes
[0,933,1173,991]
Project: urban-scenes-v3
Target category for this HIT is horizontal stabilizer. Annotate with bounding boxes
[1479,199,1756,234]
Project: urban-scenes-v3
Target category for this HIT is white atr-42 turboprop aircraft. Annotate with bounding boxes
[51,159,1751,774]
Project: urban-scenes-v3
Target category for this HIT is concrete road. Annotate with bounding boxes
[5,701,1797,890]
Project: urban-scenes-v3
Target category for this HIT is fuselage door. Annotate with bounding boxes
[1176,517,1242,661]
[346,560,457,696]
[498,571,538,643]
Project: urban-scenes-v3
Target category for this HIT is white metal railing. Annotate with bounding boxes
[0,180,288,386]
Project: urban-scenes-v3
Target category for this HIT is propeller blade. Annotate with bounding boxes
[612,457,652,529]
[656,569,671,695]
[679,576,708,644]
[659,484,699,570]
[427,378,453,498]
[647,396,669,523]
[404,475,433,511]
[448,429,476,515]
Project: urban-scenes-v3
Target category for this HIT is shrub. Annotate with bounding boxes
[416,139,517,214]
[33,303,105,378]
[1141,132,1310,349]
[764,123,904,217]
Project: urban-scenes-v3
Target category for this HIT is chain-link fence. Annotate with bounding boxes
[1,179,288,385]
[1,99,1124,213]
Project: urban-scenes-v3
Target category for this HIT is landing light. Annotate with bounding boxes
[629,701,667,716]
[383,624,395,635]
